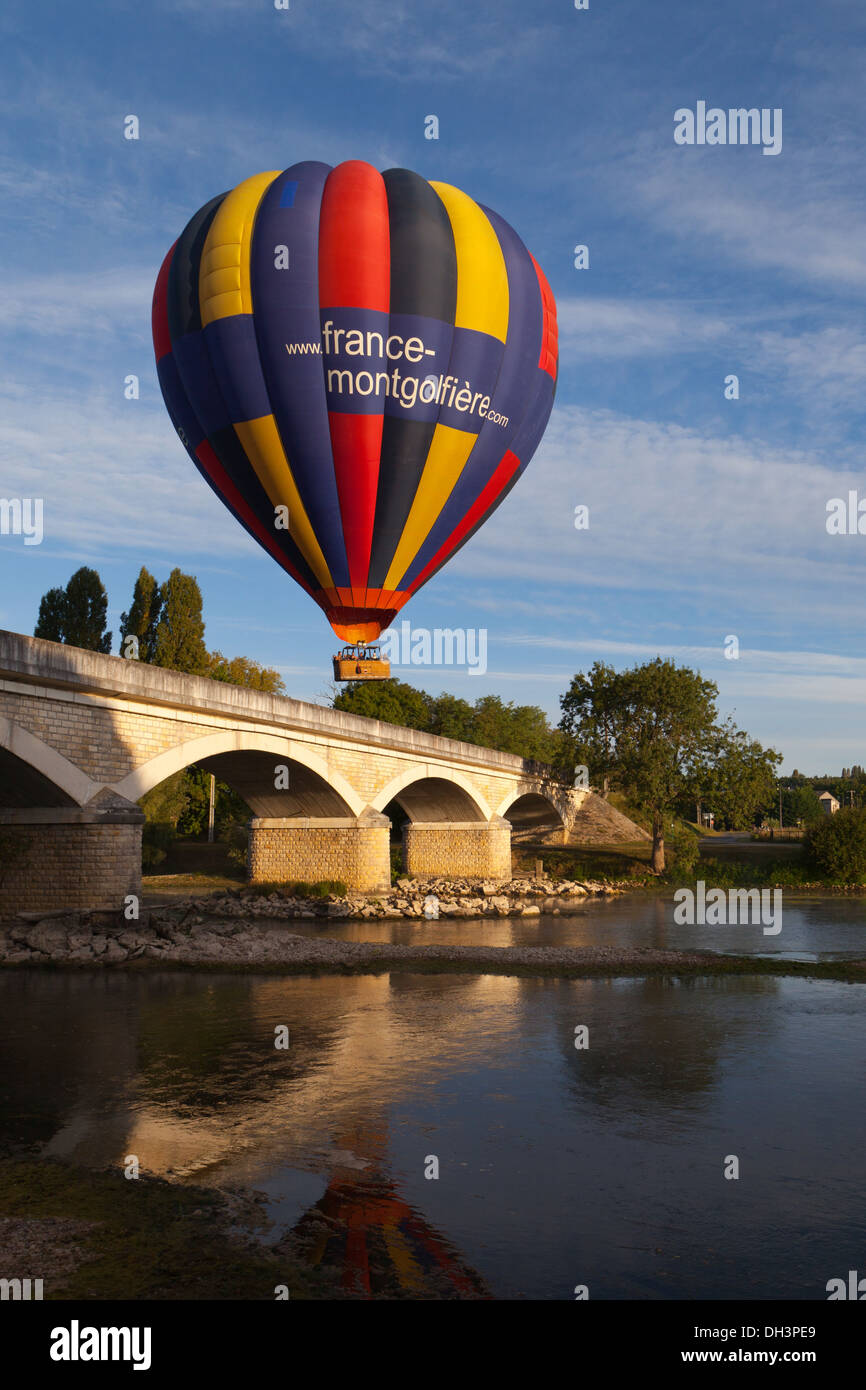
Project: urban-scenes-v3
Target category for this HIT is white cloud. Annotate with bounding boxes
[629,145,866,294]
[444,402,866,626]
[557,297,732,358]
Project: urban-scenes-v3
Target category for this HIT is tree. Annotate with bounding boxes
[781,783,822,828]
[559,658,723,874]
[805,807,866,882]
[206,651,285,693]
[176,766,251,838]
[139,770,189,868]
[334,678,432,729]
[428,692,476,743]
[332,679,562,762]
[34,567,111,652]
[701,724,782,830]
[34,588,67,643]
[119,567,162,661]
[153,569,208,674]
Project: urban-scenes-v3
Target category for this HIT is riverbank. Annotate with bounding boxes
[0,1158,349,1300]
[2,891,864,981]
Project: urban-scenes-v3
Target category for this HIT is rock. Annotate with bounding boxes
[490,896,511,916]
[24,921,69,954]
[103,939,128,963]
[522,905,541,916]
[118,931,152,950]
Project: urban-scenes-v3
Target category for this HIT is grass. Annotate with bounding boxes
[241,879,349,898]
[141,843,865,901]
[142,873,244,901]
[513,841,657,884]
[0,1158,338,1300]
[141,876,348,901]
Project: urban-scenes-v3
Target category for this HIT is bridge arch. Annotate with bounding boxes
[113,731,365,818]
[371,767,491,823]
[0,718,95,808]
[494,787,568,831]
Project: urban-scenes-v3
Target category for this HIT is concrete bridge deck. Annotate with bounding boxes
[0,631,584,915]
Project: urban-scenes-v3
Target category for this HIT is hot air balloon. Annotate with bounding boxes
[152,161,558,679]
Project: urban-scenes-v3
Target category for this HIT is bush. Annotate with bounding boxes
[142,822,175,871]
[805,808,866,882]
[664,820,701,877]
[221,820,249,870]
[247,880,348,898]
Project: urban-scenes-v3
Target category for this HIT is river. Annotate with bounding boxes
[1,896,863,1299]
[291,891,866,961]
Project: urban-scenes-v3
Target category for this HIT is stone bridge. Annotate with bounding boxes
[0,631,586,916]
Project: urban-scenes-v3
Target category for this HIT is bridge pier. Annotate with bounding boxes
[402,816,511,882]
[248,811,391,893]
[0,802,143,917]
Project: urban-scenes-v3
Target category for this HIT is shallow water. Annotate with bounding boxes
[288,893,866,961]
[1,964,863,1298]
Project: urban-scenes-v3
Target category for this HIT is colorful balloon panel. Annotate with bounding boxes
[152,160,558,643]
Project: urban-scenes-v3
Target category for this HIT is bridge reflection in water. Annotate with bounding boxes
[2,971,515,1295]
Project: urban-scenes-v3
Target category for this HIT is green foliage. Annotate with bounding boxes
[334,677,432,728]
[334,680,560,761]
[153,568,208,674]
[690,857,815,889]
[176,768,250,839]
[426,691,475,742]
[699,724,783,830]
[470,694,561,761]
[246,879,348,898]
[664,820,701,876]
[222,820,249,870]
[119,567,161,661]
[206,651,285,693]
[390,844,404,882]
[805,807,866,882]
[139,771,190,869]
[781,783,823,827]
[559,657,781,870]
[34,567,111,652]
[116,565,284,692]
[33,587,66,642]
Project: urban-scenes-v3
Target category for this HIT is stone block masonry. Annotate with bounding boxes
[248,815,391,894]
[403,818,512,882]
[0,818,142,917]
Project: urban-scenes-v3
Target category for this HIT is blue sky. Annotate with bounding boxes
[1,0,865,773]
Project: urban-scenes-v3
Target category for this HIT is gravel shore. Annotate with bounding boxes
[2,879,864,980]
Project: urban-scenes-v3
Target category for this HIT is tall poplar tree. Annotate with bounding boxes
[119,567,162,661]
[153,568,208,674]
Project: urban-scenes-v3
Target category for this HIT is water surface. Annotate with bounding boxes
[289,894,866,961]
[1,964,862,1299]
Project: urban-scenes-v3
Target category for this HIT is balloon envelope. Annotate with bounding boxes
[152,161,558,642]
